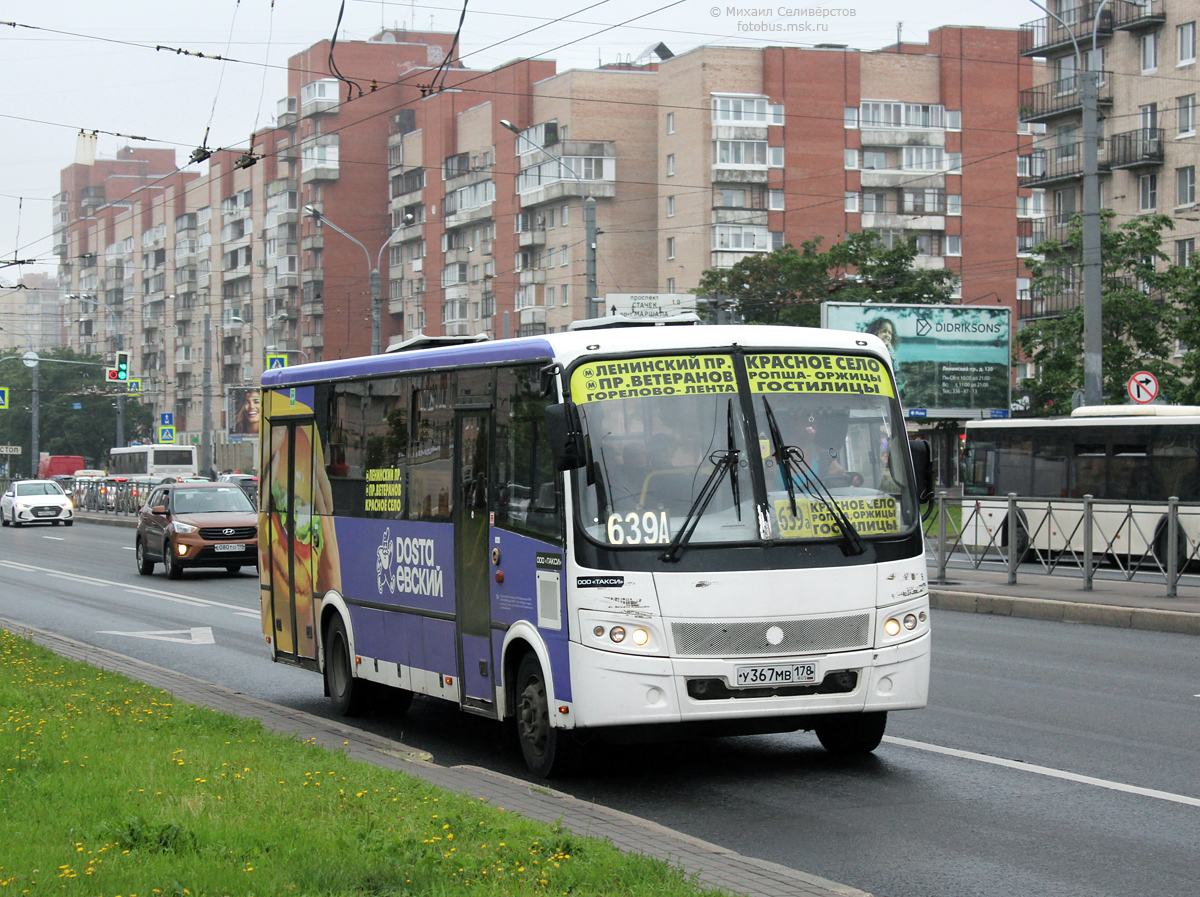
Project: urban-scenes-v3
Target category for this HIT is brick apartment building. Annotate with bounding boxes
[53,25,1034,468]
[1014,0,1200,378]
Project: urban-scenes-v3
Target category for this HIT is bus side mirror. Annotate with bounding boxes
[908,438,934,503]
[545,402,587,471]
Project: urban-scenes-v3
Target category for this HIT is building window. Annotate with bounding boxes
[666,277,676,292]
[1180,22,1196,66]
[845,191,859,212]
[713,224,770,251]
[560,204,569,225]
[1177,238,1195,267]
[863,149,889,170]
[947,194,962,216]
[667,237,676,259]
[560,246,568,266]
[666,111,675,134]
[844,107,859,128]
[946,110,962,130]
[768,146,784,167]
[769,189,784,210]
[1179,95,1196,136]
[946,235,962,256]
[711,95,772,124]
[902,146,946,171]
[714,140,768,166]
[862,191,888,213]
[560,285,569,307]
[1142,32,1158,72]
[1178,166,1196,206]
[666,154,675,176]
[547,286,556,306]
[667,195,676,217]
[1140,173,1158,211]
[860,102,945,129]
[844,148,859,169]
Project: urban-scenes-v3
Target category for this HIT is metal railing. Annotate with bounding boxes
[926,492,1195,597]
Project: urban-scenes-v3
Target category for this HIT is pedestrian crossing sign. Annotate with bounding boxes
[127,378,142,394]
[0,387,7,410]
[267,354,288,369]
[158,425,175,444]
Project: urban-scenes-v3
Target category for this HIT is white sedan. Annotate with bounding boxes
[1,479,75,527]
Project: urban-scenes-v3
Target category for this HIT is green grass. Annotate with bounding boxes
[922,501,963,540]
[0,629,727,897]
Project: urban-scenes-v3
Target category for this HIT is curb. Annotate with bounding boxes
[0,615,870,897]
[930,590,1200,635]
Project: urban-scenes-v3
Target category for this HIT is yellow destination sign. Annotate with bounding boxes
[571,354,737,403]
[775,495,899,540]
[746,352,894,398]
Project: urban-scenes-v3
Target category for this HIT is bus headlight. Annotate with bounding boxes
[579,611,664,655]
[631,628,649,646]
[884,617,902,636]
[609,626,626,643]
[877,597,929,647]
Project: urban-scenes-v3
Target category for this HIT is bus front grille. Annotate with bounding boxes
[671,614,871,656]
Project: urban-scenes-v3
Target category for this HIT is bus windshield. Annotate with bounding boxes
[572,350,916,549]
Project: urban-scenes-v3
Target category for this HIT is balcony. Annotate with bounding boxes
[519,268,546,286]
[301,333,324,349]
[1112,0,1165,32]
[1017,147,1095,187]
[1019,76,1112,122]
[1019,288,1081,321]
[301,300,324,317]
[1019,3,1112,56]
[388,297,405,315]
[277,96,298,129]
[517,229,546,248]
[1108,128,1164,169]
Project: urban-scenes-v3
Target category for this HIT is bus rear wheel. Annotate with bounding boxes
[515,653,571,777]
[325,615,368,716]
[815,711,887,757]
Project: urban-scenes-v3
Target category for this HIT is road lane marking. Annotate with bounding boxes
[0,560,251,613]
[97,627,215,645]
[234,611,259,618]
[885,736,1200,808]
[43,536,66,541]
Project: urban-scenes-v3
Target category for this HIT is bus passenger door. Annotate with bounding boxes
[263,419,320,667]
[453,409,495,710]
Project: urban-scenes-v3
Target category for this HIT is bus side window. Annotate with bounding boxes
[495,366,563,545]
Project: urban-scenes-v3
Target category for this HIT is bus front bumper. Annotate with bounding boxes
[565,631,929,729]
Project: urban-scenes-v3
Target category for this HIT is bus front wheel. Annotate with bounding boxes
[815,711,887,757]
[515,653,571,777]
[325,615,368,716]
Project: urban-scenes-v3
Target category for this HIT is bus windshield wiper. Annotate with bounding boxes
[761,398,864,557]
[661,402,742,563]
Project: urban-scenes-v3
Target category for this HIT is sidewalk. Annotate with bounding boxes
[2,616,869,897]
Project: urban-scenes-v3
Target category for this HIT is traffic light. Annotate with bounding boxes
[106,366,119,381]
[115,351,129,381]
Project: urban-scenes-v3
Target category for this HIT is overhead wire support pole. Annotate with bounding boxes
[1028,0,1109,406]
[501,120,599,320]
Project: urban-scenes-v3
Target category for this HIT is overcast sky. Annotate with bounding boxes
[1,0,1039,283]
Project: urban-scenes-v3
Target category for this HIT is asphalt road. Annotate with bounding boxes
[1,521,1198,897]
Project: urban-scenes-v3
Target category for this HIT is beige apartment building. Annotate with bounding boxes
[54,25,1036,468]
[1016,0,1200,337]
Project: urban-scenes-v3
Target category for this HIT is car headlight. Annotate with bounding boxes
[172,521,199,534]
[15,502,29,510]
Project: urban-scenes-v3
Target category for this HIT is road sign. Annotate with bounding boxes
[1128,371,1159,404]
[267,354,288,369]
[0,445,21,455]
[158,425,176,443]
[127,378,142,394]
[0,387,7,409]
[160,412,174,426]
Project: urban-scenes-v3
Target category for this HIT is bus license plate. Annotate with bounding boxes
[735,662,818,687]
[214,543,245,552]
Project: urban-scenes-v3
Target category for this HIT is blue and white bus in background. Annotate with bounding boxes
[258,323,933,776]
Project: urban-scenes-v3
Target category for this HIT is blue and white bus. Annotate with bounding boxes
[258,323,932,775]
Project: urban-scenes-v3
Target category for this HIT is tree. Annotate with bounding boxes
[1015,213,1189,416]
[693,232,958,326]
[0,347,154,473]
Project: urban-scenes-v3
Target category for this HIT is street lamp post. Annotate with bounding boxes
[500,119,599,320]
[72,293,126,446]
[302,206,409,356]
[0,325,38,477]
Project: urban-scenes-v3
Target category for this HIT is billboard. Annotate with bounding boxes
[821,303,1011,419]
[227,387,261,437]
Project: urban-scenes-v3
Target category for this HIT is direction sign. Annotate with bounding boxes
[0,445,21,455]
[1128,371,1159,404]
[0,387,7,409]
[160,412,174,426]
[266,354,288,369]
[158,425,176,444]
